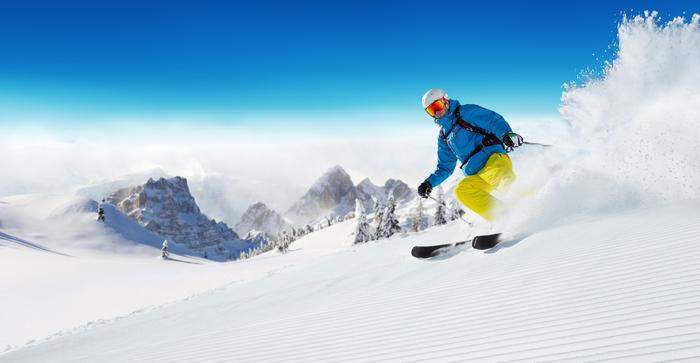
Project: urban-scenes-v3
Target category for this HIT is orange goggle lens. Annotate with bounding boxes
[425,98,447,117]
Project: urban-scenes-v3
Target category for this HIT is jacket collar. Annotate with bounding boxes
[434,100,460,130]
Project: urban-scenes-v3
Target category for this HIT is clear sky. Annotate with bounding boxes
[0,0,697,132]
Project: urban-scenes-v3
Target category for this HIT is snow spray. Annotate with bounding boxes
[505,12,700,234]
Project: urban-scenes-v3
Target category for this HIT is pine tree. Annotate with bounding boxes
[161,239,169,259]
[411,197,426,232]
[448,199,464,221]
[97,205,105,222]
[277,231,290,253]
[434,187,448,226]
[354,199,371,244]
[372,198,384,240]
[380,196,402,238]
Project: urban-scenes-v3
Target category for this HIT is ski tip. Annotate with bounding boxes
[411,246,434,259]
[471,233,502,250]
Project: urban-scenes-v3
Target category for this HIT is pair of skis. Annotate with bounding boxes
[411,233,501,259]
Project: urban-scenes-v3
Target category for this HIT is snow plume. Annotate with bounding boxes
[507,12,700,234]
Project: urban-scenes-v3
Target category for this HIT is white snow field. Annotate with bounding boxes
[2,205,700,362]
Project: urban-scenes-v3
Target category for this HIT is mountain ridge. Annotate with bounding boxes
[106,176,252,259]
[285,165,414,225]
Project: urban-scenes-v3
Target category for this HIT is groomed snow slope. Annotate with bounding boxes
[3,204,700,362]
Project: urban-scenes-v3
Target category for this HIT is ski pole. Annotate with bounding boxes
[427,195,474,227]
[523,141,552,147]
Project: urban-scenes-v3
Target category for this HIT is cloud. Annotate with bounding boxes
[0,115,562,225]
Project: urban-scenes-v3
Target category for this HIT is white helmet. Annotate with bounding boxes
[421,88,448,109]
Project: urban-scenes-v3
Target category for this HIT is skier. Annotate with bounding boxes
[417,88,523,223]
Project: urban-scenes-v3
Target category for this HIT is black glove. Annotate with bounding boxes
[417,180,432,199]
[502,132,524,151]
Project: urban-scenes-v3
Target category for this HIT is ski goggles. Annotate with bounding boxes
[425,98,448,118]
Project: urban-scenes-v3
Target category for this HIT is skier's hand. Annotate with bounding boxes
[417,181,432,199]
[502,132,524,151]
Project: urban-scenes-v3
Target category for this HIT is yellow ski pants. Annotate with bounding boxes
[455,153,515,221]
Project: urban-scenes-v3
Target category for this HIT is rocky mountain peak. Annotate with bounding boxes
[234,202,290,238]
[106,176,249,258]
[285,166,415,225]
[309,165,354,196]
[384,179,413,201]
[286,165,358,224]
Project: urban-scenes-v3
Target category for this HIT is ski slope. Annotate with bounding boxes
[3,204,700,362]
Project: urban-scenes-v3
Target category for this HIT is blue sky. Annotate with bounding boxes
[0,0,697,132]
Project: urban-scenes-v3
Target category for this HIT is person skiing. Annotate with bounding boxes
[417,88,523,222]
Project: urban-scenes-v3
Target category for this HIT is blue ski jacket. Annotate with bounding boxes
[426,100,513,187]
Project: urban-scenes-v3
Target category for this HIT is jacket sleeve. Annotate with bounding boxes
[465,105,513,138]
[426,135,457,187]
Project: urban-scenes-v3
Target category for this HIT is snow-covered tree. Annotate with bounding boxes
[305,225,314,234]
[433,187,448,226]
[411,197,426,232]
[448,199,464,221]
[97,204,105,222]
[380,196,402,238]
[372,198,384,240]
[277,231,291,253]
[354,199,371,244]
[161,239,169,259]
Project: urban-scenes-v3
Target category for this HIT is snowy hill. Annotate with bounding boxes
[3,205,700,361]
[234,202,291,238]
[0,193,204,258]
[106,176,253,259]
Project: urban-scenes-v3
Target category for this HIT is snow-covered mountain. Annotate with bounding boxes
[243,229,274,245]
[285,165,415,225]
[234,202,291,238]
[356,177,414,209]
[285,165,358,224]
[106,176,252,259]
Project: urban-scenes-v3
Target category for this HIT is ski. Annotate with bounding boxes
[472,233,501,250]
[411,233,502,258]
[411,241,468,259]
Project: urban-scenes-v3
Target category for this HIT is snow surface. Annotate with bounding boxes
[3,206,700,362]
